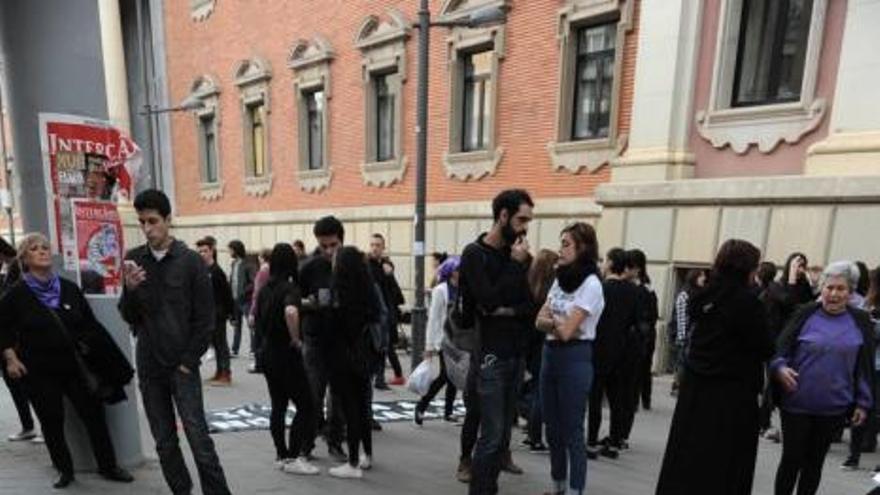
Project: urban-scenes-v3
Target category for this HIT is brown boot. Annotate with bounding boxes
[501,450,523,475]
[210,370,232,386]
[456,458,472,483]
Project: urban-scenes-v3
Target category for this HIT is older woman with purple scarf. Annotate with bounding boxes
[414,256,461,425]
[0,233,133,489]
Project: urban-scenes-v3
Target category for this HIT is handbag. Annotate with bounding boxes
[46,307,110,400]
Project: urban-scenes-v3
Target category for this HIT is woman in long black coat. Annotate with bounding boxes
[655,239,775,495]
[0,233,134,489]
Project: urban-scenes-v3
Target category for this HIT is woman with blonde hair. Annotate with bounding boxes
[0,233,134,489]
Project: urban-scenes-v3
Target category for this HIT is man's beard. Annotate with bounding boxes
[501,221,520,245]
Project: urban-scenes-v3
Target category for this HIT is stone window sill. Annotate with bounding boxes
[244,175,273,197]
[362,157,408,187]
[442,148,504,181]
[548,136,626,174]
[198,182,224,201]
[696,99,827,154]
[297,168,333,193]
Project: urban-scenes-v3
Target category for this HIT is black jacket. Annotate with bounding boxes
[119,240,215,376]
[0,278,133,403]
[460,234,533,359]
[208,263,234,320]
[774,302,876,411]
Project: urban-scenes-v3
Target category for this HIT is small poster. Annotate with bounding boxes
[72,200,125,297]
[38,113,142,269]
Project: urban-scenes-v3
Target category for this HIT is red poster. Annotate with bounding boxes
[39,113,141,269]
[72,200,125,296]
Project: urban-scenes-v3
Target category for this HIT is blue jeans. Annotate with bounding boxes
[469,353,522,495]
[542,341,593,495]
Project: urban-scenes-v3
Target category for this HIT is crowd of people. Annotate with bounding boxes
[1,186,879,495]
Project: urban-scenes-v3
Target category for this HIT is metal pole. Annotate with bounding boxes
[135,0,157,189]
[411,0,430,369]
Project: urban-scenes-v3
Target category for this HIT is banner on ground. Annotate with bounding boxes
[38,113,142,270]
[71,200,125,297]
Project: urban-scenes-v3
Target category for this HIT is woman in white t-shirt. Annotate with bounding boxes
[536,222,604,495]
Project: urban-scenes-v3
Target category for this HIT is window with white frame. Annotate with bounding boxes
[356,11,410,187]
[189,75,223,200]
[289,37,334,193]
[732,0,814,107]
[548,0,633,175]
[234,57,273,196]
[695,0,828,154]
[461,50,493,152]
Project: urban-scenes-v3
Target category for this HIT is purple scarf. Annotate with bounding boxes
[24,272,61,309]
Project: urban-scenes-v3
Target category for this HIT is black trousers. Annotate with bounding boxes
[303,340,345,451]
[140,368,230,495]
[25,373,118,476]
[416,352,458,418]
[3,365,34,431]
[775,411,842,495]
[212,315,231,375]
[634,331,655,409]
[588,369,633,445]
[461,355,480,461]
[331,363,372,466]
[263,349,315,460]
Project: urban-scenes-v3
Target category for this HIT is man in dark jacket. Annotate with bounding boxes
[368,233,406,389]
[197,238,235,386]
[461,189,534,495]
[228,239,256,359]
[119,189,230,495]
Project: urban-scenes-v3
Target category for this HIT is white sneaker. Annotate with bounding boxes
[284,457,320,476]
[328,463,363,479]
[274,458,290,470]
[7,429,37,442]
[31,435,44,444]
[359,454,372,470]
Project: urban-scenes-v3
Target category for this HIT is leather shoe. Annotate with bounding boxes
[99,466,134,483]
[53,473,74,489]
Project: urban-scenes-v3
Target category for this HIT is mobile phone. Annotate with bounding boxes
[123,260,139,273]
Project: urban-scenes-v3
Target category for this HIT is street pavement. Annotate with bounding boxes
[1,344,877,495]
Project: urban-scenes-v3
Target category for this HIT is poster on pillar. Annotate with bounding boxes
[38,113,142,270]
[71,199,125,297]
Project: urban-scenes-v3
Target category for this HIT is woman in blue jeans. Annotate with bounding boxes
[536,223,605,495]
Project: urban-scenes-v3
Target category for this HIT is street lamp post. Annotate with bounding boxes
[410,3,508,370]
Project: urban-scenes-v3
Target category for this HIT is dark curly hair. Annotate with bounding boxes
[710,239,761,288]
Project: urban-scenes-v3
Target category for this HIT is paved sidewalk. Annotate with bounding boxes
[2,349,878,494]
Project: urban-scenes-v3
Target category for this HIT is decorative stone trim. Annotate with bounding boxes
[441,0,510,182]
[443,147,504,181]
[189,75,224,193]
[244,175,273,197]
[198,182,224,202]
[234,57,272,184]
[549,0,634,174]
[695,0,829,154]
[357,10,410,188]
[362,157,409,187]
[549,133,629,174]
[296,168,333,193]
[289,38,334,192]
[190,0,216,22]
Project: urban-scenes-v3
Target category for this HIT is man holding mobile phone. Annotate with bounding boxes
[119,189,230,495]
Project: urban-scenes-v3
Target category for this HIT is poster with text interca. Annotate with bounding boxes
[38,113,142,270]
[72,199,124,297]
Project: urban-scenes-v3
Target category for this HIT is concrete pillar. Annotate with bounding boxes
[99,0,133,134]
[806,0,880,176]
[611,0,703,181]
[0,0,143,471]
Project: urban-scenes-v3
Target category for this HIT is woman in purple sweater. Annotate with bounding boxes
[772,261,875,495]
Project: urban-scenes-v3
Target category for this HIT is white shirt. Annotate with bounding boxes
[546,274,604,341]
[426,283,450,352]
[150,247,168,262]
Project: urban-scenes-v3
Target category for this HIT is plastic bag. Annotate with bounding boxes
[441,338,471,391]
[407,358,440,396]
